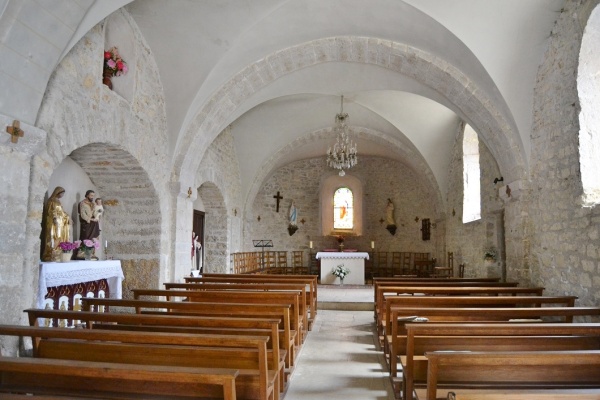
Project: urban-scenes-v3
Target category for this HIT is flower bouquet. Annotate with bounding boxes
[59,241,80,253]
[77,238,101,260]
[331,264,350,283]
[103,46,128,89]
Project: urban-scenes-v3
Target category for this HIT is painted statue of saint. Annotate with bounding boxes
[41,186,71,262]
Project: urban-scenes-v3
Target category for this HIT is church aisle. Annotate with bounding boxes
[284,310,393,400]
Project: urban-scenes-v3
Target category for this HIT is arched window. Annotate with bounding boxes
[333,187,354,229]
[578,5,600,206]
[463,124,481,223]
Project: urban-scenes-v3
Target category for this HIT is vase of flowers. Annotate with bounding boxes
[331,264,350,285]
[103,46,128,89]
[77,239,100,261]
[58,241,79,262]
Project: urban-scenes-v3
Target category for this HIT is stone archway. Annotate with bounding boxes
[197,182,228,273]
[70,143,161,298]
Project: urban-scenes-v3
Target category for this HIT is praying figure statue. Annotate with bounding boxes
[41,186,71,262]
[385,198,397,236]
[289,201,298,226]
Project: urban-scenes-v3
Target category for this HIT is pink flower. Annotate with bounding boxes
[104,51,111,59]
[122,64,128,74]
[116,61,124,70]
[83,239,95,248]
[107,59,116,69]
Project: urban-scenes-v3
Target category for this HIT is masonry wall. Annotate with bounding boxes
[33,11,169,297]
[528,0,600,306]
[445,123,504,278]
[246,156,439,267]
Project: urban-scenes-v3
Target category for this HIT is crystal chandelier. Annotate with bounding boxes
[326,95,357,176]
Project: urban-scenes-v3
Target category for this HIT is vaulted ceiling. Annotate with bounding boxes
[62,0,564,201]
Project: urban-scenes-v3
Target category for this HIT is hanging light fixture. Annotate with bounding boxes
[326,95,357,176]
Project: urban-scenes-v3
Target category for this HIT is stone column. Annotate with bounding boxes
[171,182,195,281]
[0,115,46,355]
[499,179,532,286]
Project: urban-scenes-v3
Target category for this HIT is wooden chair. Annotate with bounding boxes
[375,252,389,277]
[292,251,307,274]
[458,263,465,278]
[276,251,289,274]
[434,251,453,277]
[391,252,402,276]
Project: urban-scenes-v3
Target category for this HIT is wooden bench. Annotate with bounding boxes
[0,324,277,400]
[398,323,600,400]
[376,287,544,336]
[375,283,528,324]
[380,295,578,345]
[165,281,315,331]
[132,288,307,345]
[184,275,318,328]
[25,308,287,384]
[444,388,600,399]
[0,356,238,400]
[79,297,298,369]
[420,350,600,400]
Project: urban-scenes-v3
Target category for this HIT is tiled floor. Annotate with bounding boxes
[284,286,394,399]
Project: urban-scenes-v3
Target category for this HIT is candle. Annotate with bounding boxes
[105,240,108,249]
[371,241,375,249]
[309,241,313,249]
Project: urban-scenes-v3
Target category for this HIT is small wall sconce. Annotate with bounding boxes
[493,177,504,184]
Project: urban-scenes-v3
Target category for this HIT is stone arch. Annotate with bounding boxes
[176,36,525,189]
[578,3,600,207]
[197,182,229,273]
[68,143,162,298]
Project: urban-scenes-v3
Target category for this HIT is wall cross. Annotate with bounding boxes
[6,120,24,143]
[273,191,283,212]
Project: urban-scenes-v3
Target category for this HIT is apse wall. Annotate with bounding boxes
[246,156,439,261]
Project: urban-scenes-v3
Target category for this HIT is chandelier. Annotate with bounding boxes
[326,95,357,176]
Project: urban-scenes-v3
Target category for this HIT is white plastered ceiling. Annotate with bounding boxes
[69,0,564,201]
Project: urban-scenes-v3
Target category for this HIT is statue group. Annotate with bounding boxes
[41,187,103,262]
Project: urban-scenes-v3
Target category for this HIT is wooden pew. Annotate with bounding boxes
[25,308,288,381]
[184,275,318,328]
[399,323,600,400]
[132,288,307,345]
[445,388,600,399]
[380,295,578,343]
[79,298,298,369]
[374,283,527,324]
[0,357,239,400]
[165,281,316,331]
[377,287,546,337]
[1,324,278,400]
[420,350,600,400]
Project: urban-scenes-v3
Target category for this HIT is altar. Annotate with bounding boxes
[38,260,124,313]
[316,252,369,285]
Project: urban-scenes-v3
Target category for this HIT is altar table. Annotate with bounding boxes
[316,252,369,285]
[38,260,124,312]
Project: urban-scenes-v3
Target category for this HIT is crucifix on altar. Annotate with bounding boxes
[6,120,24,143]
[273,191,283,212]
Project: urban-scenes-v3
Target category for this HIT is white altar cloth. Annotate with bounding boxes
[316,252,369,285]
[38,260,124,309]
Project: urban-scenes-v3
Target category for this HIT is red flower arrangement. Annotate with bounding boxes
[103,47,128,77]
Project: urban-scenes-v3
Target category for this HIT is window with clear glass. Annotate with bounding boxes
[463,124,481,223]
[333,187,353,229]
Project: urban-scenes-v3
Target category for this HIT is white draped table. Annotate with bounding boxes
[38,260,124,310]
[316,252,369,285]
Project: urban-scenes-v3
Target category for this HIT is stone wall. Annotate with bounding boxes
[196,127,242,273]
[528,0,600,306]
[246,156,439,267]
[31,10,169,301]
[445,123,504,278]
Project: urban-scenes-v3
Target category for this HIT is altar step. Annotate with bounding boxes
[317,285,374,311]
[318,301,373,311]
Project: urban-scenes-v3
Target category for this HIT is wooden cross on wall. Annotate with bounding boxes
[6,120,24,143]
[273,191,283,212]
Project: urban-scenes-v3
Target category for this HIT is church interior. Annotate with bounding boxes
[1,0,600,397]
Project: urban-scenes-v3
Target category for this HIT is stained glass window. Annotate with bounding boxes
[333,187,353,229]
